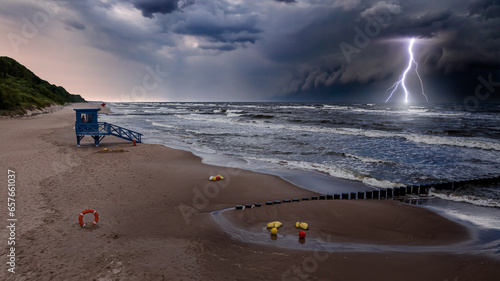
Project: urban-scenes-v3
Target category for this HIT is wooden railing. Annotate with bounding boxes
[75,122,142,143]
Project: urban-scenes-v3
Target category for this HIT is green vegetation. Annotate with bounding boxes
[0,56,85,115]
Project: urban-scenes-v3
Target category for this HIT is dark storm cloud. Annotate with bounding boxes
[3,0,498,101]
[469,0,500,19]
[171,8,261,45]
[262,6,350,64]
[90,0,499,100]
[64,19,86,30]
[56,0,178,64]
[132,0,194,18]
[199,44,237,51]
[396,11,451,32]
[265,0,500,100]
[259,2,388,92]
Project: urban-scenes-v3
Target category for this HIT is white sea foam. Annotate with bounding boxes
[282,161,398,188]
[174,113,209,121]
[322,105,351,110]
[429,190,500,208]
[404,133,500,151]
[245,157,398,188]
[191,143,217,154]
[343,153,394,164]
[226,109,244,117]
[407,109,428,114]
[176,113,241,127]
[151,121,177,129]
[277,105,318,110]
[350,108,463,117]
[428,206,500,230]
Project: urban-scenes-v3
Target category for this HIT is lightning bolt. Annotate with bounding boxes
[385,38,428,103]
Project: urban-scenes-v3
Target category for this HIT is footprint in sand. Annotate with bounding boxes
[110,261,123,274]
[97,260,124,281]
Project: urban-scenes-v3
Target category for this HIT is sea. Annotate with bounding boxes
[100,102,500,235]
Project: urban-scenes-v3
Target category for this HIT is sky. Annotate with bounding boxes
[1,0,499,103]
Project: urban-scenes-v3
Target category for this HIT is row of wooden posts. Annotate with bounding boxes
[235,176,500,209]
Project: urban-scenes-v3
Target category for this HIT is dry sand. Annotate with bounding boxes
[1,103,499,280]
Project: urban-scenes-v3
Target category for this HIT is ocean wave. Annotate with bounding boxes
[322,105,352,110]
[350,108,464,117]
[404,133,500,151]
[176,113,500,151]
[213,108,231,113]
[277,105,318,110]
[190,143,217,154]
[227,104,264,109]
[429,190,500,208]
[407,108,428,113]
[248,114,274,119]
[225,109,244,117]
[280,125,500,151]
[282,160,398,188]
[174,113,210,121]
[175,114,240,127]
[342,153,395,164]
[246,157,398,188]
[151,121,177,129]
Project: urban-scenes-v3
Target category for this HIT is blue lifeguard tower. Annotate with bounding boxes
[74,108,143,147]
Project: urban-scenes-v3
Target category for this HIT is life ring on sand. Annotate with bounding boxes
[78,209,99,227]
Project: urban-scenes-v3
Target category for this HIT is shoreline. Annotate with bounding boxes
[102,103,382,194]
[2,103,500,280]
[102,103,500,234]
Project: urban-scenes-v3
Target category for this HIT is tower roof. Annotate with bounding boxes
[74,108,101,112]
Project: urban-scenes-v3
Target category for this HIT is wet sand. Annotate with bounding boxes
[1,103,499,281]
[221,200,469,246]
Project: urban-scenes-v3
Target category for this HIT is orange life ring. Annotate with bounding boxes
[78,209,99,227]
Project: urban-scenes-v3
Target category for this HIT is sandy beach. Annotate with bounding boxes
[1,103,500,281]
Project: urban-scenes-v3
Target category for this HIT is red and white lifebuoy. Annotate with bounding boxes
[78,209,99,227]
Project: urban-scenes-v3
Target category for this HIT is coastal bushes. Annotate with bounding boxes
[0,56,85,114]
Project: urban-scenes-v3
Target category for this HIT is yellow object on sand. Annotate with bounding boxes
[209,175,225,181]
[266,221,283,229]
[295,222,309,230]
[270,227,278,235]
[101,148,109,152]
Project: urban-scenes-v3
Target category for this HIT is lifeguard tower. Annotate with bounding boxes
[74,108,143,147]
